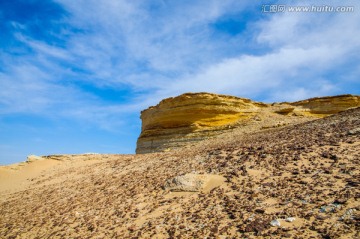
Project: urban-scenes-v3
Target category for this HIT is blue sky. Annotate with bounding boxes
[1,0,359,165]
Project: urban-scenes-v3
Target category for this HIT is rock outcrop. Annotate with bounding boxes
[136,93,360,153]
[291,94,360,115]
[26,155,44,163]
[136,93,267,153]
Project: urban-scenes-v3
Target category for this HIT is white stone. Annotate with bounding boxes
[286,217,296,222]
[270,219,281,227]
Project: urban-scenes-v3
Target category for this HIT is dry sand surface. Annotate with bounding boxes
[0,108,359,238]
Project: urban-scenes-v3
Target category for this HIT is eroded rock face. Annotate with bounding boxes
[136,93,360,153]
[136,93,267,153]
[291,94,360,115]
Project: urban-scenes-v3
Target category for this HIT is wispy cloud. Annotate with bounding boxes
[2,0,359,117]
[141,0,360,102]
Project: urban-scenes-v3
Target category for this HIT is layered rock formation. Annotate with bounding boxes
[291,94,360,115]
[136,93,360,153]
[136,93,267,153]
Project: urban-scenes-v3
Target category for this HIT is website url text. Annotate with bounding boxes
[262,5,355,13]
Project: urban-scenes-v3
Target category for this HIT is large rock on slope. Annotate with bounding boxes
[136,93,359,153]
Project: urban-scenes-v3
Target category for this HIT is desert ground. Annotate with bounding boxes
[1,108,359,238]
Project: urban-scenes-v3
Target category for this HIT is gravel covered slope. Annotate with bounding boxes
[1,108,359,239]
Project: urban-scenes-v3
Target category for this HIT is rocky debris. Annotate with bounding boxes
[136,93,360,153]
[244,218,269,234]
[319,203,341,213]
[347,127,360,135]
[1,107,359,239]
[163,173,225,192]
[340,208,357,221]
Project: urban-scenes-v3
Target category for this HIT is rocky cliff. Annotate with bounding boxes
[136,93,360,153]
[291,94,360,114]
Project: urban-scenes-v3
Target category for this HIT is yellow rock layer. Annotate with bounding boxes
[136,93,360,153]
[291,94,360,114]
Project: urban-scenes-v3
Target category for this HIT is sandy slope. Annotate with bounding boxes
[0,108,359,239]
[0,155,107,198]
[0,158,60,194]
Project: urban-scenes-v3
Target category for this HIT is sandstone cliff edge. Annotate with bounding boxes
[136,93,360,153]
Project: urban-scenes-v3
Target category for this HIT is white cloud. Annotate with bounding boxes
[0,63,78,114]
[17,36,72,60]
[150,44,352,102]
[53,0,251,81]
[145,1,360,103]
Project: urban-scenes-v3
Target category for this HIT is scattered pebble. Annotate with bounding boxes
[286,217,296,222]
[270,219,281,227]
